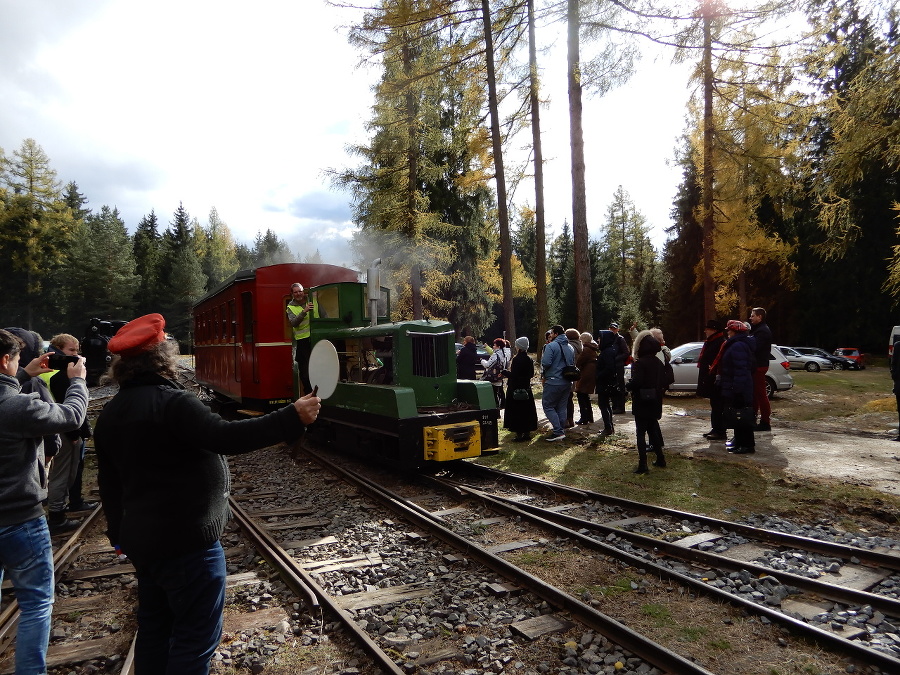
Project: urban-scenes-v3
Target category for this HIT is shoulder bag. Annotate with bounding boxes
[560,344,581,382]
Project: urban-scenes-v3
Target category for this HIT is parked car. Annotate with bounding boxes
[833,347,866,369]
[890,326,900,357]
[778,346,833,372]
[626,342,793,398]
[793,347,858,370]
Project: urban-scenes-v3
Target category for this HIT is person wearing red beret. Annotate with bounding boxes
[93,313,320,675]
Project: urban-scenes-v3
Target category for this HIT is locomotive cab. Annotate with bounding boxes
[307,283,500,467]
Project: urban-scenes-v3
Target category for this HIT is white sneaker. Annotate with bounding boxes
[545,433,565,442]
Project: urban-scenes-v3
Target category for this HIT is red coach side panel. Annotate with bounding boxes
[194,263,358,408]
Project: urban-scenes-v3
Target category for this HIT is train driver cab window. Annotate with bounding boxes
[312,286,338,319]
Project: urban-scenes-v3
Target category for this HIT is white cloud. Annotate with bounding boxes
[1,0,692,265]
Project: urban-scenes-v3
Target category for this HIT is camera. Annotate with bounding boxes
[46,352,80,371]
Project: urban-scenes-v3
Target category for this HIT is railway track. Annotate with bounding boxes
[422,462,900,671]
[255,442,889,674]
[5,437,896,674]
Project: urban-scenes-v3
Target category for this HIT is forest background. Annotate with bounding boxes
[0,0,898,355]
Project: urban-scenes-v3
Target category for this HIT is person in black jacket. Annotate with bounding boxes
[594,330,618,436]
[749,307,773,431]
[626,332,667,474]
[609,322,630,414]
[94,313,320,675]
[697,320,726,440]
[891,338,900,442]
[456,335,479,379]
[720,320,757,454]
[503,337,538,441]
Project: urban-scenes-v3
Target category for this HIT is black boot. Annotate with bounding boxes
[634,449,649,474]
[48,510,79,534]
[653,448,667,468]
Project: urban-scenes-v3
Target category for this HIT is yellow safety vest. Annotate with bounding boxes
[38,370,59,401]
[286,299,317,340]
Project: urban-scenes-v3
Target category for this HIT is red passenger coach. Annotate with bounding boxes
[193,263,359,410]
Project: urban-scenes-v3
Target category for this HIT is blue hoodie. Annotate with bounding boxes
[541,334,574,385]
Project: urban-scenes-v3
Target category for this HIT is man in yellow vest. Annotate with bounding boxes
[285,283,314,394]
[40,334,96,533]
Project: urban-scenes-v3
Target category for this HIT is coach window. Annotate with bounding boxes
[220,304,227,342]
[242,292,253,343]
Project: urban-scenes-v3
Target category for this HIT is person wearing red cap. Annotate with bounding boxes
[93,313,320,675]
[719,319,756,454]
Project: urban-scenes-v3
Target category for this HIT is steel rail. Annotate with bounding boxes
[434,478,900,673]
[460,463,900,571]
[299,447,718,675]
[228,497,407,675]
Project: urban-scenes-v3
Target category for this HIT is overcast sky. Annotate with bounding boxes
[1,0,694,269]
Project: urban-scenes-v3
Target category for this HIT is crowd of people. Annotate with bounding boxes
[457,307,777,473]
[0,313,322,675]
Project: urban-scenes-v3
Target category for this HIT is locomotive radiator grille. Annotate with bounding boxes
[423,420,481,462]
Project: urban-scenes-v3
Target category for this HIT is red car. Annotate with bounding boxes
[833,348,866,369]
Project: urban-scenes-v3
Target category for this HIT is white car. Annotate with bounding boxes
[778,346,833,372]
[628,342,794,399]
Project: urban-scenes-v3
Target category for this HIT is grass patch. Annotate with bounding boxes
[678,625,708,641]
[571,578,635,599]
[641,603,672,626]
[474,422,900,527]
[707,638,732,650]
[510,549,562,566]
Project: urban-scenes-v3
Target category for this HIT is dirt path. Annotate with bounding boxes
[654,411,900,496]
[531,406,900,496]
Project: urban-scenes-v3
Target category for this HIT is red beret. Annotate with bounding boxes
[726,319,748,332]
[108,313,167,356]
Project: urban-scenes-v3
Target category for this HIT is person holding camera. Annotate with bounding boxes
[41,334,96,532]
[0,328,88,675]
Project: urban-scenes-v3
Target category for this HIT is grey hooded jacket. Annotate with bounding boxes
[0,372,88,526]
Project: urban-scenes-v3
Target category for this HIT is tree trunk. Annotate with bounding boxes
[567,0,593,332]
[701,8,716,322]
[528,0,548,348]
[481,0,516,339]
[403,41,423,319]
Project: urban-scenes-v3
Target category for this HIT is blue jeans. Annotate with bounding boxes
[542,382,571,435]
[131,541,226,675]
[0,516,54,675]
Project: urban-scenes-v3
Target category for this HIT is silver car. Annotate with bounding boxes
[664,342,794,398]
[778,346,833,372]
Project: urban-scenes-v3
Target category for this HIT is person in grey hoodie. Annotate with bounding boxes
[0,329,88,675]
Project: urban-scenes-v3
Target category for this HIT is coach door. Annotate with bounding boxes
[241,292,258,384]
[229,299,239,383]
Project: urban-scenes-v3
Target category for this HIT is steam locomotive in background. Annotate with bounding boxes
[192,262,500,467]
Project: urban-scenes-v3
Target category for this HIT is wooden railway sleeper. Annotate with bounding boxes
[440,479,900,674]
[298,446,719,675]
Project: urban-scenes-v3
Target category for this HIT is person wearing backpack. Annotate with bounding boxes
[481,338,511,409]
[540,325,575,442]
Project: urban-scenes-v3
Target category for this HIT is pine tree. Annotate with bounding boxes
[201,207,239,288]
[56,206,138,327]
[0,139,76,329]
[133,210,164,316]
[63,181,91,221]
[159,203,207,343]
